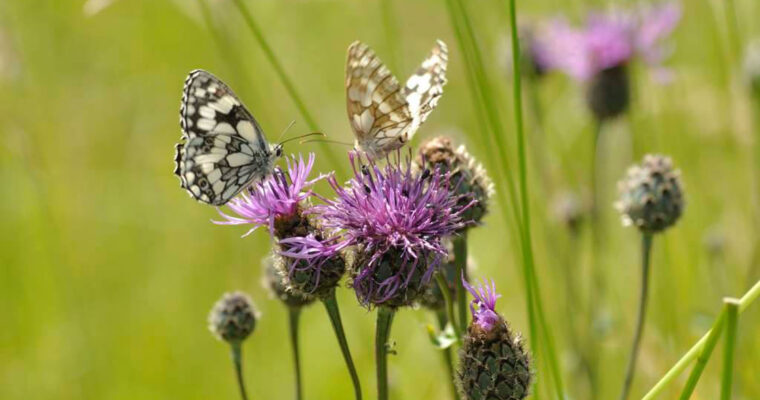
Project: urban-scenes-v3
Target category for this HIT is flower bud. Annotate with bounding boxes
[457,278,532,400]
[417,136,494,228]
[208,291,258,344]
[616,154,684,233]
[262,256,316,308]
[586,65,630,121]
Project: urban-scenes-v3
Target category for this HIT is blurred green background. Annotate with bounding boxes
[1,0,759,399]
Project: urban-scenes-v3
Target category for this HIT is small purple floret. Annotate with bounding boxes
[316,152,472,306]
[214,153,322,236]
[462,275,502,332]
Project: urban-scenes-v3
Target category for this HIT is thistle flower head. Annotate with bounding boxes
[535,2,681,81]
[317,152,470,307]
[275,232,347,299]
[417,136,494,228]
[462,276,502,332]
[457,278,532,400]
[616,154,685,233]
[208,291,258,344]
[215,153,321,237]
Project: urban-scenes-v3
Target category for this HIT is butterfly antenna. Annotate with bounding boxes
[275,119,297,143]
[300,138,353,147]
[280,132,326,145]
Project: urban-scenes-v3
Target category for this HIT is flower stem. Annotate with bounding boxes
[322,291,362,400]
[618,233,653,400]
[288,307,303,400]
[643,279,760,399]
[436,272,461,339]
[376,307,396,400]
[720,298,740,400]
[436,310,460,400]
[230,342,249,400]
[454,233,468,331]
[230,0,341,169]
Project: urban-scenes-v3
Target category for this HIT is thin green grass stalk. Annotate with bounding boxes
[436,310,461,400]
[230,0,342,170]
[322,291,363,400]
[619,233,654,400]
[288,307,303,400]
[677,304,728,400]
[642,279,760,400]
[375,307,396,400]
[230,342,249,400]
[720,298,740,400]
[724,0,742,63]
[437,272,462,339]
[506,0,565,398]
[454,233,468,331]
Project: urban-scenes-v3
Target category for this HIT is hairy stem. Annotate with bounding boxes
[322,291,362,400]
[454,233,468,330]
[619,233,653,400]
[230,342,249,400]
[436,310,461,400]
[437,272,462,340]
[376,307,396,400]
[288,307,303,400]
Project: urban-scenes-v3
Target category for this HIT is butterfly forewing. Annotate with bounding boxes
[346,41,414,159]
[345,40,448,159]
[175,70,275,206]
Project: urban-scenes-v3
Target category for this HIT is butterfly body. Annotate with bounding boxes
[346,40,448,159]
[174,70,282,206]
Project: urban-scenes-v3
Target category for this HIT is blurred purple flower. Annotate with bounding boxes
[317,152,471,306]
[214,153,322,236]
[534,2,681,81]
[462,276,502,332]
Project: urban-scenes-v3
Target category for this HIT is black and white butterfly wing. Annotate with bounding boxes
[345,40,448,159]
[403,40,448,134]
[175,69,276,206]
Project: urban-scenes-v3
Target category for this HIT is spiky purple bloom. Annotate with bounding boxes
[534,2,681,81]
[462,276,502,332]
[317,152,471,307]
[214,153,321,236]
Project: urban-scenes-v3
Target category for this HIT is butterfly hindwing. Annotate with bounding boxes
[175,70,275,206]
[345,40,448,159]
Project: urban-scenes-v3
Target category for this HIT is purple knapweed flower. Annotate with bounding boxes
[214,153,322,237]
[462,276,502,332]
[534,2,681,81]
[316,152,471,307]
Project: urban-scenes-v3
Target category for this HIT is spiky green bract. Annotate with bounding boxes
[587,65,630,121]
[262,256,316,309]
[616,154,685,233]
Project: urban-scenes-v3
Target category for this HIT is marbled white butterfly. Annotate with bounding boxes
[174,70,282,206]
[346,40,448,159]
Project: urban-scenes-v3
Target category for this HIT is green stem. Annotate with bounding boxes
[642,279,760,399]
[678,305,728,400]
[506,0,565,398]
[376,307,396,400]
[230,0,341,169]
[437,272,462,339]
[436,310,461,400]
[454,233,468,331]
[288,307,303,400]
[230,342,249,400]
[720,298,740,400]
[618,233,654,400]
[322,291,363,400]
